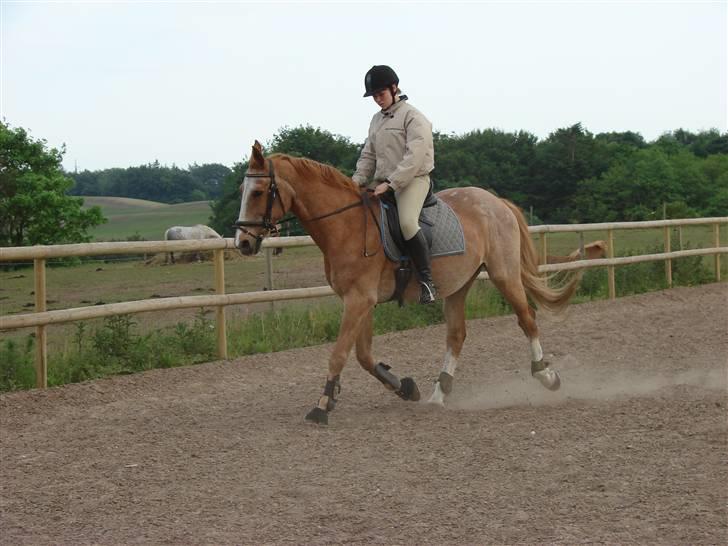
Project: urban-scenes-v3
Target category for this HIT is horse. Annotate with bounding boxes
[234,141,580,425]
[547,240,607,264]
[163,224,222,264]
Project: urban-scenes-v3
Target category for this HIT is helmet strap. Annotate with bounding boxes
[389,85,398,104]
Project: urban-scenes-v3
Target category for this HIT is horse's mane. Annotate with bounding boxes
[270,154,359,195]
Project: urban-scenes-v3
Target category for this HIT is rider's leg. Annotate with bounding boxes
[396,176,437,304]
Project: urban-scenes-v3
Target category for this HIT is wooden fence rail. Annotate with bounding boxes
[1,217,726,388]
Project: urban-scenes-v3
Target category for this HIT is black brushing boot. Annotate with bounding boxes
[405,229,437,304]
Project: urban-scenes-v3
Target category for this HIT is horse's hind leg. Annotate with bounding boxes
[488,275,561,391]
[429,277,475,405]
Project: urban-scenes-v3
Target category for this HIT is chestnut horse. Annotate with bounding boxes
[235,142,579,425]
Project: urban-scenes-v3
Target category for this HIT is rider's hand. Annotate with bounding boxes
[373,182,392,197]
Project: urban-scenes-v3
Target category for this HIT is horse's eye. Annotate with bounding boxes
[252,190,264,198]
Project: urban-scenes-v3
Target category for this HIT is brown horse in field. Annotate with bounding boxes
[235,141,579,425]
[547,240,607,264]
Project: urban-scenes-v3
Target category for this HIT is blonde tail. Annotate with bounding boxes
[501,200,580,313]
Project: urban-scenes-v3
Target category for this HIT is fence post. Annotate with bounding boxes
[213,249,227,360]
[607,229,615,300]
[678,226,683,250]
[34,258,48,388]
[264,247,274,312]
[664,225,672,287]
[715,223,721,281]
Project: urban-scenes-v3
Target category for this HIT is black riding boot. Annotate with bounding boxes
[405,229,437,304]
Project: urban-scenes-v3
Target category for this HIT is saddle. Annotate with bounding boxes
[378,184,466,306]
[379,185,438,255]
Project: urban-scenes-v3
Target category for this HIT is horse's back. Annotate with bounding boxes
[436,186,516,229]
[434,186,523,277]
[164,226,185,240]
[194,225,222,239]
[165,225,221,240]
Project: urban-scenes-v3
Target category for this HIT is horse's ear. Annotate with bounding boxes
[250,140,265,168]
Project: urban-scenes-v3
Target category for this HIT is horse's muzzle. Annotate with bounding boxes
[235,238,261,256]
[234,230,262,256]
[237,238,254,255]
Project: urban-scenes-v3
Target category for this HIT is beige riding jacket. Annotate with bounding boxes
[352,98,434,192]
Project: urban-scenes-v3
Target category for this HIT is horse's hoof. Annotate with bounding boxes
[304,407,328,425]
[547,370,561,391]
[396,377,421,402]
[534,368,561,391]
[427,381,447,406]
[427,394,445,407]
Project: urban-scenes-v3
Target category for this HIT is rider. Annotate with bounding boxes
[352,65,437,304]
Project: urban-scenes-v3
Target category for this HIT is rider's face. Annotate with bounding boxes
[372,87,395,110]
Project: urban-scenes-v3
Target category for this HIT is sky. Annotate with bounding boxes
[1,0,726,172]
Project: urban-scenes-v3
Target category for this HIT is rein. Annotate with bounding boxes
[233,160,381,256]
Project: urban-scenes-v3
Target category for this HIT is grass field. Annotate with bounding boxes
[537,223,727,257]
[82,196,214,241]
[0,246,331,348]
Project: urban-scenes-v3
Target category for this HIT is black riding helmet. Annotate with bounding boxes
[363,65,399,97]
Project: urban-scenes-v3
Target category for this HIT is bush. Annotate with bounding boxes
[174,310,216,357]
[0,337,36,391]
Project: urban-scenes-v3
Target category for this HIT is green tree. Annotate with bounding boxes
[68,162,231,203]
[0,122,105,246]
[209,163,247,237]
[188,163,231,199]
[701,154,728,216]
[530,123,612,222]
[433,129,538,205]
[268,125,360,175]
[573,147,692,222]
[654,129,728,157]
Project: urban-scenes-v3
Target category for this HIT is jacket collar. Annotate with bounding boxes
[380,95,408,118]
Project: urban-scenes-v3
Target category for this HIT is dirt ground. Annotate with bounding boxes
[1,283,726,545]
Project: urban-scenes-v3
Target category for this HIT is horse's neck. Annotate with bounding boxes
[285,168,361,250]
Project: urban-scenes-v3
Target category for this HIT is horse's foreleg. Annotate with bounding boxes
[354,308,421,403]
[429,280,471,406]
[305,293,375,425]
[355,309,375,374]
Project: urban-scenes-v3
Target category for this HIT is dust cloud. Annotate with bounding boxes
[448,355,727,411]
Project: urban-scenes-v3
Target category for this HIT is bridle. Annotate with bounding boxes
[233,160,284,244]
[232,159,381,256]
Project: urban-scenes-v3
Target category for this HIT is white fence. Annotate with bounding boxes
[1,217,726,388]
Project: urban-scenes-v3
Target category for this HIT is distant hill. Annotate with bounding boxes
[82,196,214,241]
